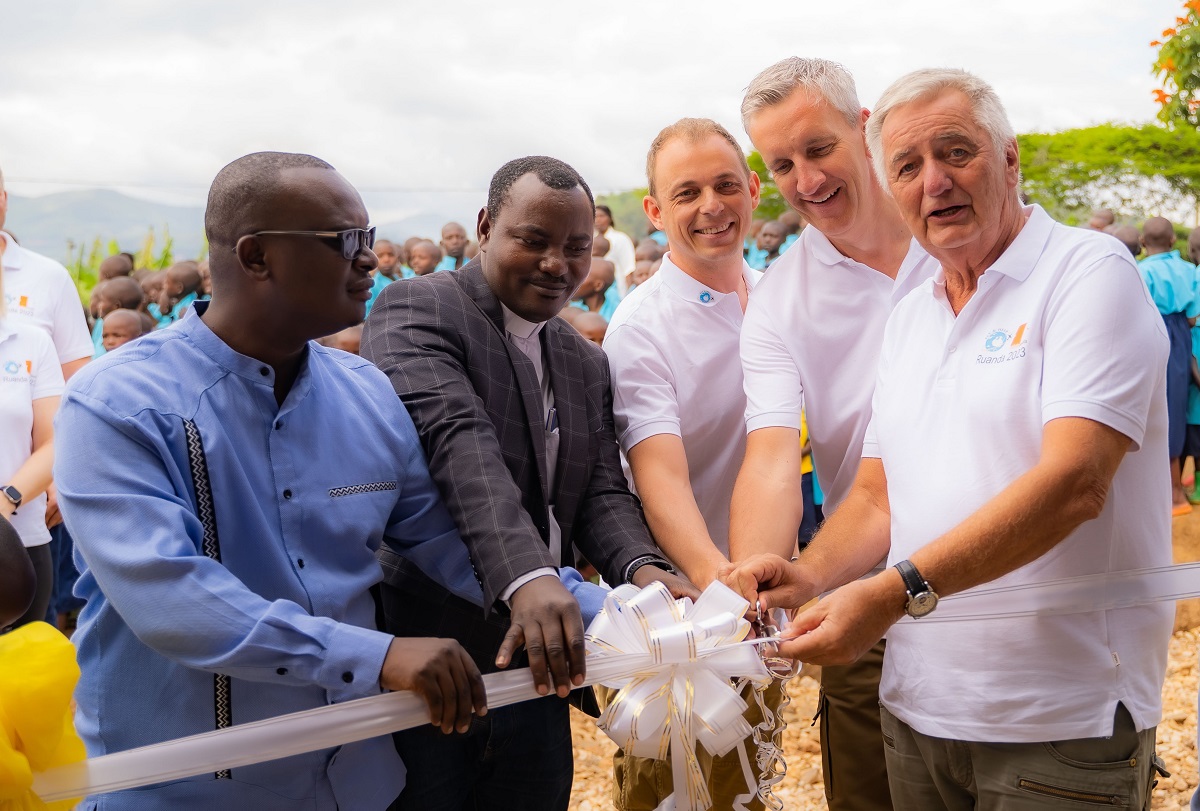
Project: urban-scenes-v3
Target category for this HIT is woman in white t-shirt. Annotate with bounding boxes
[0,273,65,629]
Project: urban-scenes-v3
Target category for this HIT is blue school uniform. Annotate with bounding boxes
[1140,250,1198,456]
[91,317,105,358]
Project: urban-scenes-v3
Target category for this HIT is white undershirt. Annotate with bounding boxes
[497,306,560,602]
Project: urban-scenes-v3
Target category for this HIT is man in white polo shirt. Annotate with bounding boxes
[728,57,938,811]
[0,166,92,379]
[603,116,765,808]
[726,68,1172,810]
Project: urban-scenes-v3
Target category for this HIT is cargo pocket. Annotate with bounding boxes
[1015,777,1127,806]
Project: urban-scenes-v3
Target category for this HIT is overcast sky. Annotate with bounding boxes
[0,0,1182,224]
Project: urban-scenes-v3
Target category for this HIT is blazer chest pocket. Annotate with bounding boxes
[329,481,399,498]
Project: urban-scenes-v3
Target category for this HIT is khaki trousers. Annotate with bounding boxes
[880,703,1160,810]
[818,639,894,810]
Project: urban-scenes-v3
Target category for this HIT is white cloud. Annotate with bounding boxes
[0,0,1183,220]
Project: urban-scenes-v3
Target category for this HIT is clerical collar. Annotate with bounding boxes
[500,305,546,340]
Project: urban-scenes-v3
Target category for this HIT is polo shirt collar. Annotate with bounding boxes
[934,205,1051,287]
[658,251,757,308]
[501,304,545,340]
[804,226,851,268]
[1,232,24,271]
[804,225,929,288]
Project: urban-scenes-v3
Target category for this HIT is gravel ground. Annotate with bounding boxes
[569,625,1199,810]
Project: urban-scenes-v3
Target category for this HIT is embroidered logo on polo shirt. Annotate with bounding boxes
[699,291,713,304]
[1,359,30,382]
[3,294,32,314]
[978,323,1028,365]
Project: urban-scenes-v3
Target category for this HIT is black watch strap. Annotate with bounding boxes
[623,554,675,583]
[1,485,21,509]
[894,559,927,596]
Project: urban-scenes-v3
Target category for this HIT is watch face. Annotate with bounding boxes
[907,591,938,618]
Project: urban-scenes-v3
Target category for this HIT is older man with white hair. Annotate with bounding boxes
[725,68,1173,809]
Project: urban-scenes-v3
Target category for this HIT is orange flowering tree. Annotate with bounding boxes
[1153,0,1200,127]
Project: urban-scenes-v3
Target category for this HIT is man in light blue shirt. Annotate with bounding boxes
[55,152,489,810]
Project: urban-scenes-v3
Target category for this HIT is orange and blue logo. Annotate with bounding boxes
[984,323,1027,353]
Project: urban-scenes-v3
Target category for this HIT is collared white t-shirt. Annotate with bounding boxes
[0,319,65,547]
[740,226,936,516]
[1,232,92,366]
[864,206,1173,742]
[604,253,762,555]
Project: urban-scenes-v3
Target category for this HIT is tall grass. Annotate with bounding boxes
[65,225,208,300]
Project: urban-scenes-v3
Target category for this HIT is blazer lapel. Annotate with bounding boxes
[459,263,550,502]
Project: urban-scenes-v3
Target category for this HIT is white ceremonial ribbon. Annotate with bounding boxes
[31,565,1200,804]
[905,560,1200,623]
[586,582,771,811]
[33,651,654,802]
[31,582,769,805]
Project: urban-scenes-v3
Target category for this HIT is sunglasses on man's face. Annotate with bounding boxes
[237,226,377,260]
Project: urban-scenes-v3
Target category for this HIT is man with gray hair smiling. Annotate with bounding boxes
[725,68,1173,809]
[729,57,939,811]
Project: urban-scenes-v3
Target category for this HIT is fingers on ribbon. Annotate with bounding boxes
[565,610,587,687]
[418,668,445,730]
[673,575,702,601]
[433,667,458,733]
[464,649,488,717]
[541,615,574,698]
[495,624,525,669]
[446,657,473,733]
[522,623,551,695]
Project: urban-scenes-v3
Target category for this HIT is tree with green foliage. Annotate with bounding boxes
[1018,123,1200,223]
[746,152,787,220]
[1152,0,1200,128]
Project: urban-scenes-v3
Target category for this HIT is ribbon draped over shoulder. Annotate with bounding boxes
[586,582,772,811]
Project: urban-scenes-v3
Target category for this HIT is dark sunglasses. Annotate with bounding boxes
[238,226,376,260]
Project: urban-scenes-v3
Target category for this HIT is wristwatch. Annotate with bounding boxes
[894,559,938,618]
[1,485,22,514]
[623,554,676,584]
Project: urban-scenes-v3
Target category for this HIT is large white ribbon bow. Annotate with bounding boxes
[586,581,772,811]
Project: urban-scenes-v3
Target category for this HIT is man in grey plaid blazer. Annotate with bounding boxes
[362,156,695,811]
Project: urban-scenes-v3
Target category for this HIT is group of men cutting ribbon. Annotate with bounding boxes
[46,57,1191,811]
